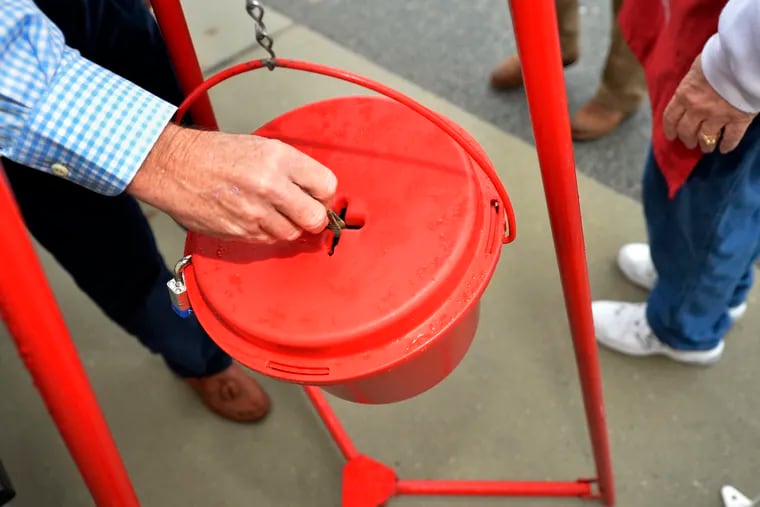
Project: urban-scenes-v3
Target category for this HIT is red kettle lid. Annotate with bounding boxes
[183,96,503,360]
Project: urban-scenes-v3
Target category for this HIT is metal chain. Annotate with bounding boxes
[245,0,276,69]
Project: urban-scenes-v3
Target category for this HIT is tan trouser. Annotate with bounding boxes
[556,0,647,113]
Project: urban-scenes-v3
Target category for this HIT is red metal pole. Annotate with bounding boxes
[507,0,615,505]
[0,167,140,507]
[397,479,592,497]
[304,387,360,461]
[149,0,219,130]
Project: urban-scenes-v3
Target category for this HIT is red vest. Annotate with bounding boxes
[618,0,726,198]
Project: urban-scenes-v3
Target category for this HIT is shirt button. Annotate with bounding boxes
[51,163,70,178]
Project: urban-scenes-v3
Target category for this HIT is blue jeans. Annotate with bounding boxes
[2,0,232,378]
[644,120,760,351]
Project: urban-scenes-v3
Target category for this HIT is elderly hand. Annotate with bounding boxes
[128,124,337,244]
[663,53,757,154]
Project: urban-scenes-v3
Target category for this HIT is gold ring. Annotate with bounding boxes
[701,133,719,146]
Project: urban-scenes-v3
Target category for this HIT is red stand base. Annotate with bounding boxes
[306,386,601,507]
[343,456,397,507]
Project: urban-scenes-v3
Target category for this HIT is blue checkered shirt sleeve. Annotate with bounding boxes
[0,0,178,195]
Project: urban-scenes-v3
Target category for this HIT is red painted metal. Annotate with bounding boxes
[307,383,596,506]
[396,479,593,497]
[149,0,218,130]
[176,59,514,404]
[0,167,140,507]
[304,387,359,461]
[342,456,397,507]
[509,0,616,504]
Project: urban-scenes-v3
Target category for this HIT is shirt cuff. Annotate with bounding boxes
[12,49,178,196]
[702,35,759,114]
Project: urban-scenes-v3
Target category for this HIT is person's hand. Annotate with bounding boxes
[127,124,337,243]
[663,53,757,154]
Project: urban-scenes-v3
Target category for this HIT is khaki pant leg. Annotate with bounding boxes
[556,0,580,57]
[594,0,647,112]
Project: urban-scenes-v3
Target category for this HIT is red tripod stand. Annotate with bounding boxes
[0,1,615,505]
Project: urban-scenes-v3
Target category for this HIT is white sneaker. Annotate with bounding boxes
[617,243,748,321]
[592,301,725,365]
[617,243,657,290]
[721,485,754,507]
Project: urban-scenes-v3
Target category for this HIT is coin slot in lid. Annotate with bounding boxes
[328,199,366,256]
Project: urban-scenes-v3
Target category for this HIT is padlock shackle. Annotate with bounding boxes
[174,58,516,244]
[173,254,192,283]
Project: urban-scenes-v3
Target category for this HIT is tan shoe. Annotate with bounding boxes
[570,97,628,141]
[490,53,578,90]
[185,363,271,423]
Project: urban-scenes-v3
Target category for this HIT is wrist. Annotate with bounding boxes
[127,123,200,207]
[13,50,177,196]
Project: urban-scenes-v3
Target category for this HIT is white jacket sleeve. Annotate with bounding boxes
[701,0,760,113]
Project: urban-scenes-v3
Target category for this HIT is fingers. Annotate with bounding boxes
[720,121,751,153]
[287,151,338,204]
[234,180,327,239]
[260,210,303,242]
[202,216,276,244]
[663,98,686,140]
[273,181,330,234]
[675,111,702,149]
[664,101,742,155]
[698,120,723,153]
[268,142,336,234]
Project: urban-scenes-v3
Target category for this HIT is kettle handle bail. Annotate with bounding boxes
[174,58,517,244]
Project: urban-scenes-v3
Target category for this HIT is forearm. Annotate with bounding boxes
[701,0,760,113]
[0,0,176,195]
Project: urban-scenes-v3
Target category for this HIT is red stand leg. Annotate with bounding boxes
[304,386,360,461]
[307,385,598,506]
[149,0,219,130]
[0,168,140,506]
[306,387,397,507]
[509,0,616,505]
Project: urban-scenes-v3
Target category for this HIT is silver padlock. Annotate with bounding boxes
[167,255,193,318]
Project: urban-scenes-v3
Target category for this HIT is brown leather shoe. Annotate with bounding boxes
[490,53,578,90]
[185,364,271,423]
[570,97,628,141]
